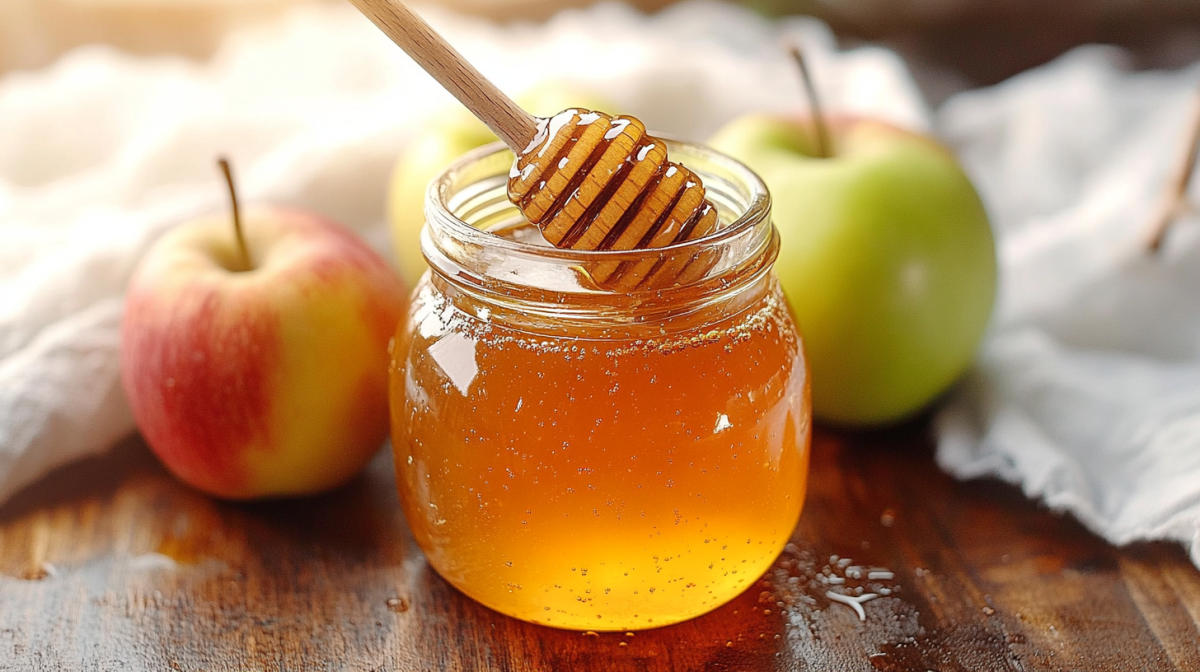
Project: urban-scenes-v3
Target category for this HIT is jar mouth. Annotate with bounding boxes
[425,138,771,268]
[421,137,776,324]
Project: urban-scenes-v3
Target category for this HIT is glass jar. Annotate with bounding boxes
[389,139,810,631]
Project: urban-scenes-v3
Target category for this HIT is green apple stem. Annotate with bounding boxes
[791,45,832,159]
[218,157,253,271]
[1147,88,1200,254]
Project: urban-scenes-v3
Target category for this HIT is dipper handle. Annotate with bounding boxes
[347,0,538,151]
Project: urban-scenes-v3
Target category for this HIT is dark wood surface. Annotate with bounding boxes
[1,423,1198,671]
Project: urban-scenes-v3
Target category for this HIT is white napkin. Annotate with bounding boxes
[935,47,1200,568]
[0,1,926,504]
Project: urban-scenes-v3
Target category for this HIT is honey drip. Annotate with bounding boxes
[509,109,720,291]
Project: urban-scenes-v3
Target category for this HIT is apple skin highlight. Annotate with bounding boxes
[122,208,407,499]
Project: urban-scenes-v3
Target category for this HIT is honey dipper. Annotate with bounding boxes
[348,0,720,290]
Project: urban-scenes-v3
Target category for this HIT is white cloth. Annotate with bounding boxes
[0,2,925,503]
[935,47,1200,568]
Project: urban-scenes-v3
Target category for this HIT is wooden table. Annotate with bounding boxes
[1,423,1198,671]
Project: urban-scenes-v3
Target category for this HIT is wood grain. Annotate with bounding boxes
[1,422,1197,671]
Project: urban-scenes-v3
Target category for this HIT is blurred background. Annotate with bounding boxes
[4,0,1200,103]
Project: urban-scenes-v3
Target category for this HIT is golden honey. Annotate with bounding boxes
[390,141,810,631]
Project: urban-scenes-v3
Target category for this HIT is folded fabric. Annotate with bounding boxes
[936,47,1200,568]
[0,0,927,505]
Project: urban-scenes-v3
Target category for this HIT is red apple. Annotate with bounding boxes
[121,163,407,499]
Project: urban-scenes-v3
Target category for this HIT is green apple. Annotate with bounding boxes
[710,115,996,426]
[387,83,615,285]
[387,108,495,285]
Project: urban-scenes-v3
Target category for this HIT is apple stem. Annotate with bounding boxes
[218,157,253,271]
[791,45,833,159]
[1147,89,1200,254]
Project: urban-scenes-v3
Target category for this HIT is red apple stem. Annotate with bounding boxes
[218,157,253,271]
[790,45,833,159]
[1147,88,1200,254]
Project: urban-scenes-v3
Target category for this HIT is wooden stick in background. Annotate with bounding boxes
[1147,87,1200,254]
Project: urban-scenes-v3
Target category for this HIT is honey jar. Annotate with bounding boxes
[389,139,810,631]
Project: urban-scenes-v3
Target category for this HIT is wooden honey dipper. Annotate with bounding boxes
[348,0,720,291]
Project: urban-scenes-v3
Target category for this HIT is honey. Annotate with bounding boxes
[390,141,811,631]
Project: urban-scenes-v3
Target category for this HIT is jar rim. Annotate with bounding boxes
[424,137,771,265]
[420,136,776,322]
